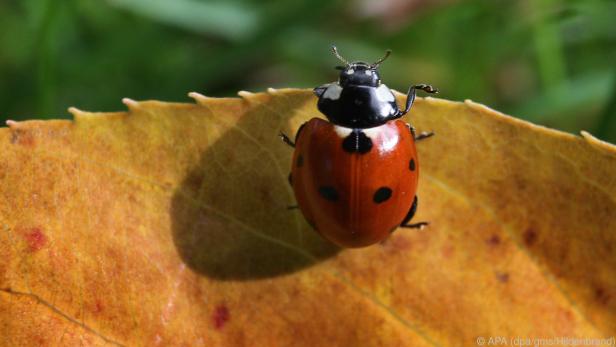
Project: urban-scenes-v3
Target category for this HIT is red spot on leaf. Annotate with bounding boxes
[94,300,104,314]
[523,228,537,246]
[441,244,455,258]
[23,227,47,252]
[560,309,574,323]
[212,304,230,329]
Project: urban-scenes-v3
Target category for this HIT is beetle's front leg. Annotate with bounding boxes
[400,84,439,117]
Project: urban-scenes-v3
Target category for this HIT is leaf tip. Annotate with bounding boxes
[122,98,141,111]
[580,130,616,155]
[237,90,255,99]
[68,107,83,118]
[188,92,208,105]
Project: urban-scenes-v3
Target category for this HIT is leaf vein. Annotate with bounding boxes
[0,288,126,347]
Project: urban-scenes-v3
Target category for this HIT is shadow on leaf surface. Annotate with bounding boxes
[171,91,339,280]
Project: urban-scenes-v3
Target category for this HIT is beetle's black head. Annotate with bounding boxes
[313,46,399,129]
[337,63,380,87]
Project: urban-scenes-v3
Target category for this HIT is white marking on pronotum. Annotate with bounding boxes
[365,70,373,76]
[333,125,353,138]
[379,103,394,117]
[323,83,343,100]
[375,84,394,102]
[346,69,355,74]
[363,123,399,152]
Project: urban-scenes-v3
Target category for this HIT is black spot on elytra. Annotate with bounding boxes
[373,187,392,203]
[318,186,339,201]
[409,158,416,171]
[296,154,303,167]
[287,172,292,186]
[342,130,372,154]
[524,228,537,246]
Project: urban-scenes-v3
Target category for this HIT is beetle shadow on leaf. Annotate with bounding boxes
[171,92,340,280]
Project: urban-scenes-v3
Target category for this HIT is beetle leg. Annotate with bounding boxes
[280,122,308,148]
[399,196,429,229]
[401,222,429,229]
[415,131,435,141]
[414,84,438,94]
[406,123,435,141]
[400,84,439,117]
[406,123,417,138]
[399,86,416,117]
[279,131,295,148]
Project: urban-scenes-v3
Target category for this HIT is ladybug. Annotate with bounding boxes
[280,46,438,248]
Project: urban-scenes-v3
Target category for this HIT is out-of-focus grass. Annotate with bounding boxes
[0,0,615,142]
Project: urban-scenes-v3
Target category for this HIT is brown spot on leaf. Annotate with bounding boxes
[523,228,537,246]
[185,170,205,196]
[595,287,611,306]
[212,304,230,329]
[22,227,47,252]
[495,272,510,283]
[486,234,501,246]
[10,130,35,147]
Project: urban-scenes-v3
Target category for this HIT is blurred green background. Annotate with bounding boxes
[1,0,615,142]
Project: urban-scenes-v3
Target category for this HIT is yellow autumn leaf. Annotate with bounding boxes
[0,89,615,346]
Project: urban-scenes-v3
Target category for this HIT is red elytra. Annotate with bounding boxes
[290,118,419,248]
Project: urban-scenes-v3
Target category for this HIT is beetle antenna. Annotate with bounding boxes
[331,45,351,66]
[371,49,392,68]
